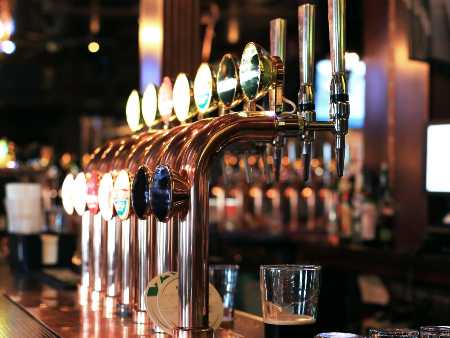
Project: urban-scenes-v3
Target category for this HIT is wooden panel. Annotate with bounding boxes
[363,0,429,251]
[392,0,429,250]
[363,0,389,170]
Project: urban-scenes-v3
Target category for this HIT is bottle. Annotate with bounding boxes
[377,162,395,248]
[338,176,353,243]
[360,168,378,244]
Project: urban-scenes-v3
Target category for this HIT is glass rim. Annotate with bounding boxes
[260,264,321,271]
[209,264,240,270]
[316,333,365,338]
[369,328,419,337]
[420,326,450,334]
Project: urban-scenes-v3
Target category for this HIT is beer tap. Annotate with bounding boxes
[328,0,350,177]
[298,4,316,181]
[269,18,286,182]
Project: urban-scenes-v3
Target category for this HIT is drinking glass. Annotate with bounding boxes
[420,326,450,338]
[369,328,419,338]
[209,264,239,322]
[260,264,321,337]
[316,333,366,338]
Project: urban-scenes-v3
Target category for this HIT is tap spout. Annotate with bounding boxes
[328,0,350,177]
[298,4,316,181]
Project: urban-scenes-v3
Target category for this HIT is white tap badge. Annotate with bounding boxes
[112,170,131,220]
[98,172,114,221]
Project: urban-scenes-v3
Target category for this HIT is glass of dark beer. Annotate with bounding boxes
[420,326,450,338]
[260,264,321,338]
[369,328,419,338]
[316,333,366,337]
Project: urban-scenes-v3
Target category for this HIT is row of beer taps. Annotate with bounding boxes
[61,0,350,336]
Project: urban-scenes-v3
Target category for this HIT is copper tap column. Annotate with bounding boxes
[96,139,131,311]
[86,141,120,306]
[173,112,299,337]
[114,131,158,316]
[131,125,190,324]
[128,130,165,324]
[102,133,147,316]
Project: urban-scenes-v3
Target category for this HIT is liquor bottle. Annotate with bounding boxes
[338,176,353,243]
[377,162,395,248]
[360,168,378,245]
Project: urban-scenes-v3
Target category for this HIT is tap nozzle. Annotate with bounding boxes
[298,4,316,181]
[273,138,283,182]
[328,0,350,177]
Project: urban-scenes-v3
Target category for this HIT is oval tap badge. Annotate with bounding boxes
[112,169,131,220]
[98,172,115,221]
[86,171,99,214]
[61,173,75,215]
[73,172,87,216]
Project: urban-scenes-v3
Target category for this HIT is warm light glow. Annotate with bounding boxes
[211,186,224,197]
[73,172,87,216]
[194,63,213,114]
[228,154,238,166]
[142,83,158,127]
[266,188,279,199]
[247,155,257,166]
[98,173,114,221]
[88,41,100,53]
[227,18,240,44]
[173,73,191,123]
[158,77,173,124]
[82,153,91,168]
[126,90,142,132]
[302,187,313,199]
[61,174,75,215]
[249,187,262,198]
[139,25,163,46]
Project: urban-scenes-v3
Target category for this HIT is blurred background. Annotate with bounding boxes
[0,0,449,334]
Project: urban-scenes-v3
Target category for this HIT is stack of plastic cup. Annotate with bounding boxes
[5,183,44,234]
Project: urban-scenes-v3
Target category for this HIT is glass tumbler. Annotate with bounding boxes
[420,326,450,338]
[260,265,321,325]
[369,329,419,338]
[209,264,239,322]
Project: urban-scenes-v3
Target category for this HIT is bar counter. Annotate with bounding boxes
[0,261,264,338]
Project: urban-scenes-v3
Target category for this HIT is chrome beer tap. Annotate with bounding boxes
[269,18,286,182]
[328,0,350,177]
[298,4,316,181]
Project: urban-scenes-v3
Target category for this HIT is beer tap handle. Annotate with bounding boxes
[298,4,316,181]
[270,18,286,63]
[328,0,350,177]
